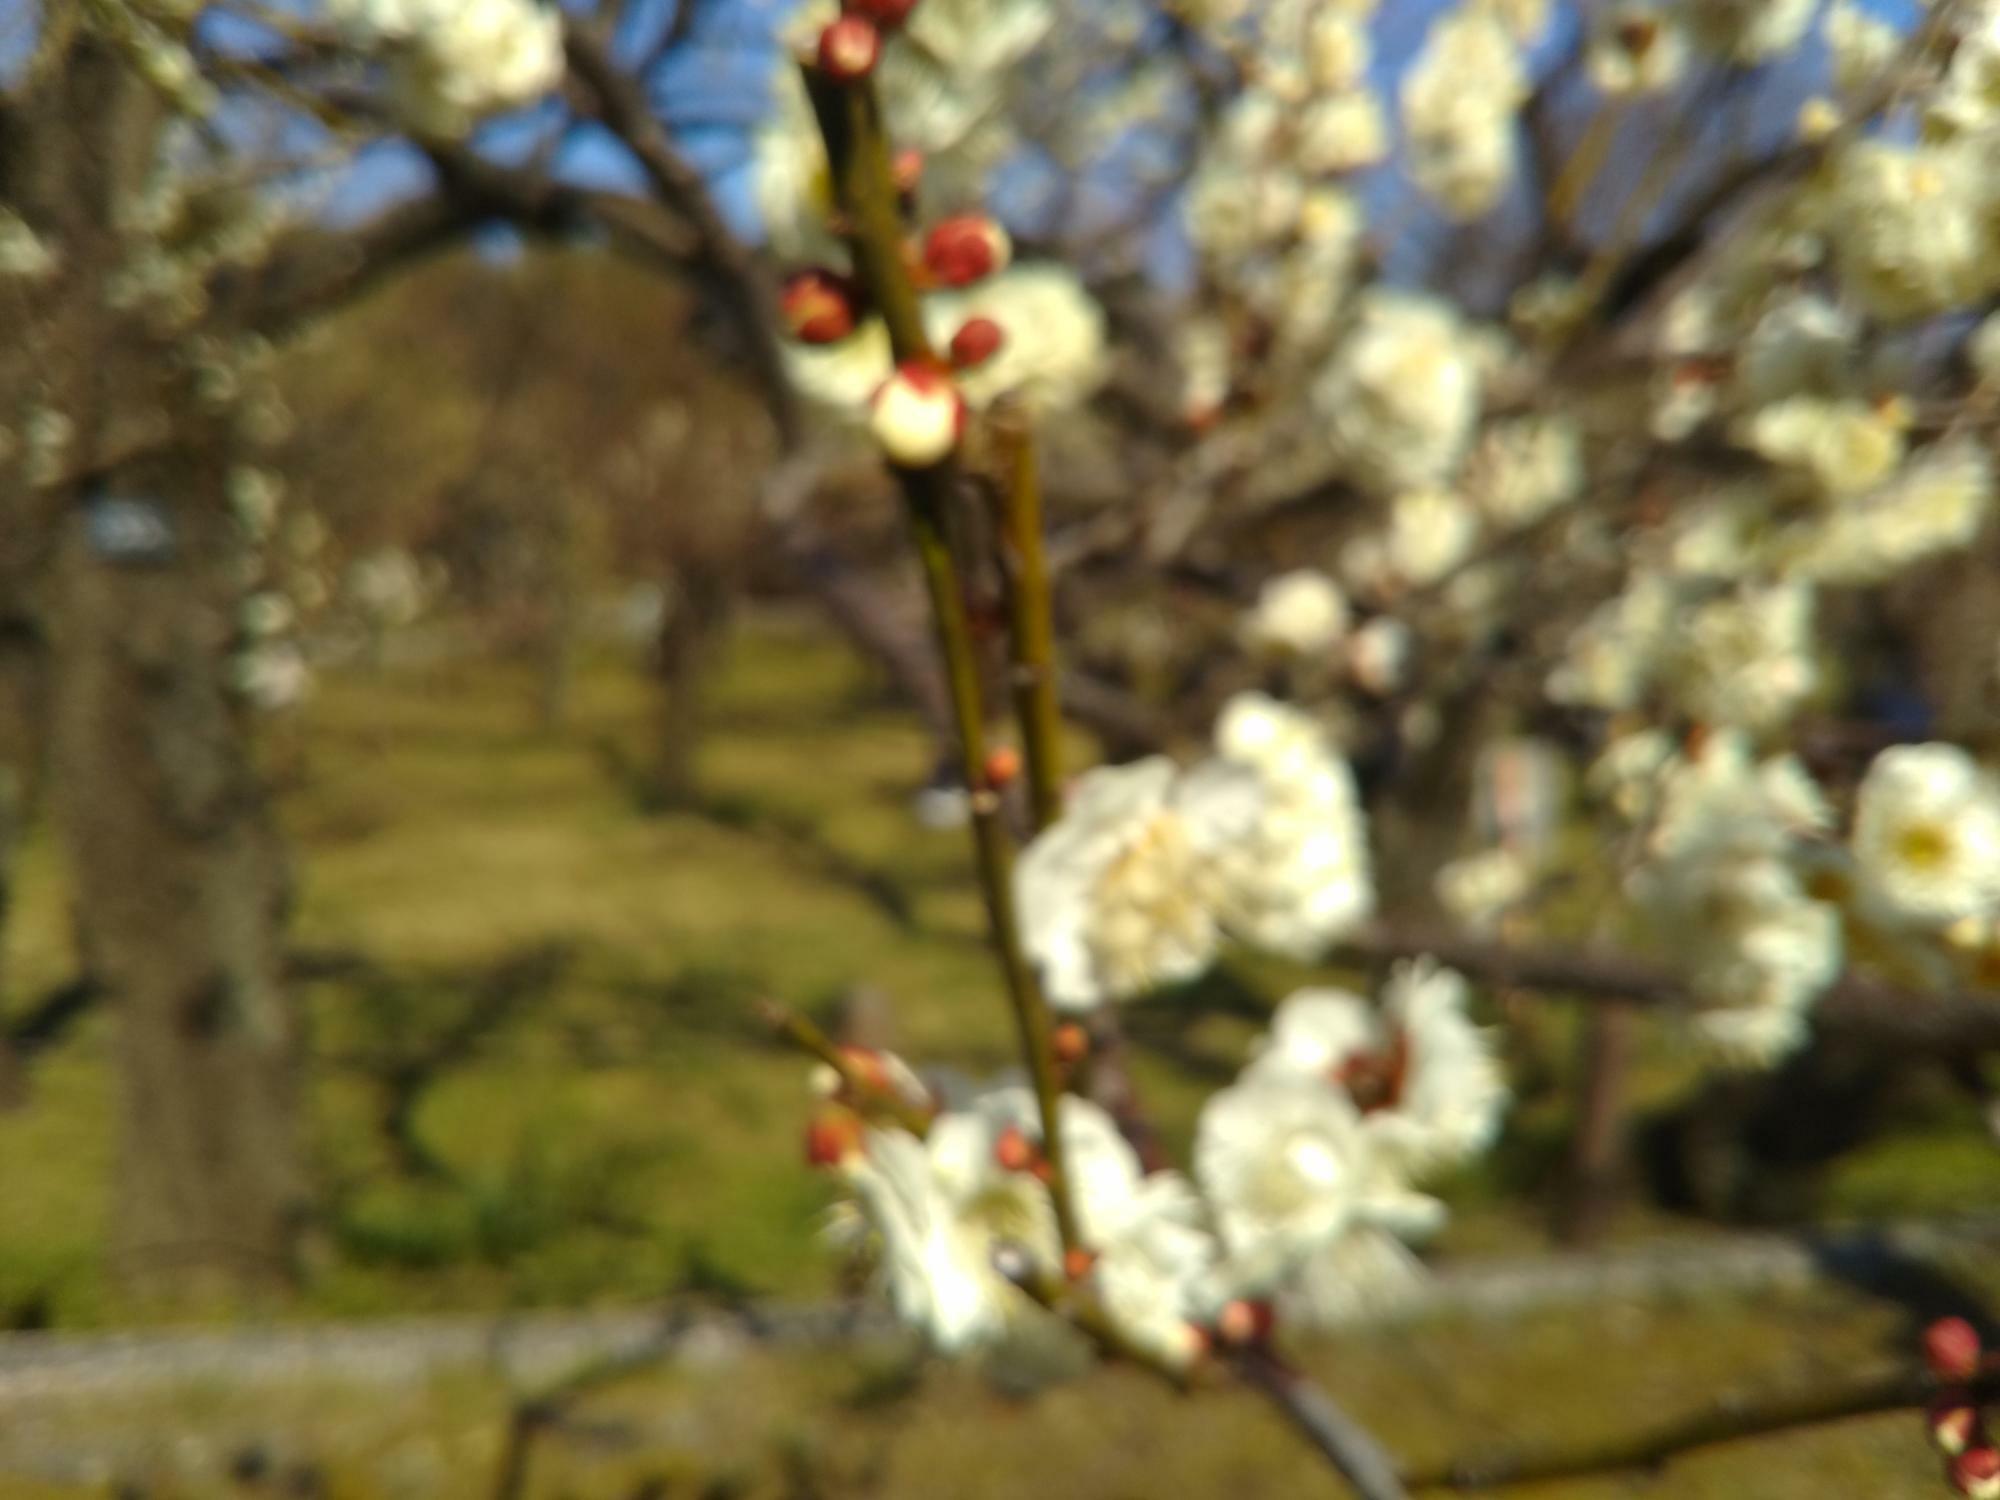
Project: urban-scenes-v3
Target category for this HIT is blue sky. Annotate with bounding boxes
[1,0,1937,290]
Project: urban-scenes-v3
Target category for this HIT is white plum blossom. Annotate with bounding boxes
[1825,0,1900,96]
[1743,396,1908,500]
[1195,1073,1440,1293]
[839,1115,1070,1375]
[1297,91,1392,174]
[1661,581,1817,733]
[1787,442,1996,585]
[326,0,562,137]
[1016,756,1240,1011]
[1436,845,1534,931]
[1248,961,1507,1176]
[1548,571,1676,713]
[1681,0,1816,65]
[1826,141,1992,323]
[929,266,1108,412]
[1385,488,1480,588]
[1630,736,1841,1065]
[1586,5,1690,97]
[231,640,312,712]
[1244,569,1350,658]
[1018,696,1375,1008]
[1851,744,2000,928]
[1465,415,1583,530]
[784,266,1105,422]
[1062,1101,1217,1370]
[1314,291,1483,495]
[1205,693,1375,959]
[1400,8,1525,221]
[784,321,895,413]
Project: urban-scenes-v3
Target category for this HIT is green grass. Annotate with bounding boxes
[1,612,1997,1493]
[1,613,1993,1325]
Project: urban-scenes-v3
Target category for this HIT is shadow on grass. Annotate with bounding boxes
[591,736,924,937]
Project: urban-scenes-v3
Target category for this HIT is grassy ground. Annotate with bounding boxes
[1,1270,1992,1498]
[0,612,1996,1494]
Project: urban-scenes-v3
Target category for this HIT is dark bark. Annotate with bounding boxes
[652,565,734,806]
[46,478,306,1294]
[1553,1002,1635,1246]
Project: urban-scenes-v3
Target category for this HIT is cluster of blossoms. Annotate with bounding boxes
[809,955,1504,1381]
[1177,0,1384,402]
[761,0,1107,448]
[325,0,563,138]
[1925,1317,2000,1498]
[1583,731,2000,1066]
[1018,693,1373,1007]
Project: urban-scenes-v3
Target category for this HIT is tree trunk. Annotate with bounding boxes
[652,566,731,806]
[0,616,36,1107]
[1554,1001,1635,1246]
[46,488,306,1296]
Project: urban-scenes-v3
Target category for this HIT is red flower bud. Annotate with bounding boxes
[1933,1392,1984,1457]
[993,1124,1036,1173]
[1215,1299,1275,1347]
[817,15,881,79]
[949,315,1006,369]
[848,0,923,29]
[891,147,925,196]
[869,361,965,467]
[923,214,1011,287]
[1063,1247,1098,1281]
[1955,1446,2000,1500]
[982,744,1022,788]
[1929,1318,1985,1383]
[781,269,857,344]
[1051,1023,1090,1065]
[804,1107,862,1168]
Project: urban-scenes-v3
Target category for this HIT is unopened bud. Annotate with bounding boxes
[804,1107,862,1168]
[849,0,923,29]
[1933,1393,1983,1457]
[923,214,1011,287]
[781,270,857,344]
[1051,1022,1090,1065]
[1955,1446,2000,1500]
[891,147,925,196]
[982,744,1022,788]
[869,361,965,467]
[1929,1318,1984,1383]
[817,15,881,79]
[949,316,1006,369]
[837,1044,891,1093]
[993,1123,1036,1173]
[1215,1299,1275,1347]
[1063,1246,1098,1280]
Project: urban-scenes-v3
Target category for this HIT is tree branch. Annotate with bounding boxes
[1236,1348,1411,1500]
[1335,926,2000,1053]
[1403,1358,2000,1492]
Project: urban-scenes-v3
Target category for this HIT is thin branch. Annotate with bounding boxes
[801,59,1081,1254]
[562,18,802,447]
[1236,1348,1411,1500]
[1335,926,2000,1052]
[758,1000,936,1136]
[989,408,1065,831]
[1402,1358,2000,1492]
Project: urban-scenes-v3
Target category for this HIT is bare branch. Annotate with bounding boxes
[1236,1348,1411,1500]
[1403,1358,2000,1492]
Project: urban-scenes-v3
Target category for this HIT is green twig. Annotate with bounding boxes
[989,406,1064,832]
[758,1000,935,1137]
[798,59,1080,1252]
